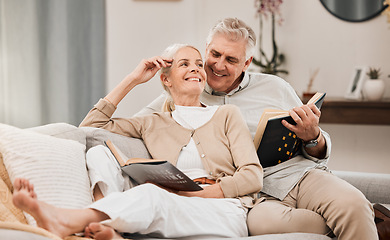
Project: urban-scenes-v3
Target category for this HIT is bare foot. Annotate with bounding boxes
[12,178,107,238]
[85,222,123,240]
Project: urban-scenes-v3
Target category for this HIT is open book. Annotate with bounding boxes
[253,92,326,168]
[104,140,203,191]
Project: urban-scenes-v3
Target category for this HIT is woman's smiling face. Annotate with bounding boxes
[162,46,207,100]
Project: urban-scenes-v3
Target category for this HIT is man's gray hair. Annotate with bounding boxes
[206,18,256,60]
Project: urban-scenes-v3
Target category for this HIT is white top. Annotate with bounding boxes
[172,105,219,180]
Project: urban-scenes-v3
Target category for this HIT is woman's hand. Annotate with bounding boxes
[129,56,172,86]
[176,184,225,198]
[147,182,224,198]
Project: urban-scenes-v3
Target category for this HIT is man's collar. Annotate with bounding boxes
[204,72,250,96]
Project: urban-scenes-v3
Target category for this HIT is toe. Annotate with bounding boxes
[13,178,22,191]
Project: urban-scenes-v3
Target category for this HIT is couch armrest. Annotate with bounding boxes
[332,170,390,204]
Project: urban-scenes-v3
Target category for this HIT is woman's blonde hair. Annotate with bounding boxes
[159,43,201,112]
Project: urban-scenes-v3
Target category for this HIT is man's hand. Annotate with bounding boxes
[281,103,327,159]
[282,104,321,142]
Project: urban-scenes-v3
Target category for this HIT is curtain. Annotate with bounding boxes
[0,0,105,128]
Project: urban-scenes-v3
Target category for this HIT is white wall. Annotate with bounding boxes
[106,0,201,117]
[105,0,258,117]
[280,0,390,98]
[106,0,390,174]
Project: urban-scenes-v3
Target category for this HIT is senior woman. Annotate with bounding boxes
[12,44,263,240]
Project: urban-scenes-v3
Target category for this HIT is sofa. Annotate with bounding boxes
[0,122,389,240]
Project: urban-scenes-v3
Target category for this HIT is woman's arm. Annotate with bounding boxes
[177,184,224,198]
[219,105,263,197]
[105,57,172,107]
[79,57,171,132]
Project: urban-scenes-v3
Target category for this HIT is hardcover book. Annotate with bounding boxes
[104,140,203,191]
[253,92,326,168]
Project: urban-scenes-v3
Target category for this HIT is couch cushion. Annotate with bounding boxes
[333,170,390,204]
[0,175,26,223]
[246,233,332,239]
[28,123,86,146]
[0,221,61,240]
[0,152,28,223]
[81,127,151,159]
[0,123,92,226]
[0,152,13,191]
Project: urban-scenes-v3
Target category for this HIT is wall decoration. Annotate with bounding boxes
[345,66,367,100]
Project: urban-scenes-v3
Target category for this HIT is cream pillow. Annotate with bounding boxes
[0,123,92,225]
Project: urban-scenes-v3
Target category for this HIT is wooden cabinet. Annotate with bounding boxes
[320,98,390,125]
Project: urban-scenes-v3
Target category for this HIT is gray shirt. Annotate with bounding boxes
[135,72,331,200]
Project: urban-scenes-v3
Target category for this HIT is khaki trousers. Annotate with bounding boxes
[247,169,378,240]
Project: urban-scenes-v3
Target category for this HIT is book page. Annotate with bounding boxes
[121,160,203,191]
[307,92,326,109]
[126,158,165,165]
[105,141,202,191]
[254,109,288,149]
[105,140,164,166]
[307,92,322,104]
[105,140,126,166]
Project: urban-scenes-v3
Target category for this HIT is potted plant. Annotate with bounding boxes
[252,0,288,76]
[367,67,381,80]
[363,67,385,101]
[302,68,319,103]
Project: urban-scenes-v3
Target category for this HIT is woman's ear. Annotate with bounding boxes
[160,74,171,87]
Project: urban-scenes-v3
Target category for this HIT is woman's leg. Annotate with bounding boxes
[90,183,248,238]
[14,178,247,239]
[86,145,133,199]
[84,222,123,240]
[12,178,109,239]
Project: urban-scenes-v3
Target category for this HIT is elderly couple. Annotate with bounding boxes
[13,18,384,240]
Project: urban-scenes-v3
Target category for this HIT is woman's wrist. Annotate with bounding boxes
[104,75,138,106]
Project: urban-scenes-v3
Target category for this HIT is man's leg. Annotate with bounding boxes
[247,198,330,235]
[295,169,378,240]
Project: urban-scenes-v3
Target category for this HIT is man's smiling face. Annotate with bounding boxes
[204,34,252,93]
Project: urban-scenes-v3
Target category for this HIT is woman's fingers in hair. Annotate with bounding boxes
[149,56,172,69]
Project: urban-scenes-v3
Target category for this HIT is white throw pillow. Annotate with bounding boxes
[0,123,93,225]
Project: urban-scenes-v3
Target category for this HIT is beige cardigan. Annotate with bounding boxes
[80,99,263,207]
